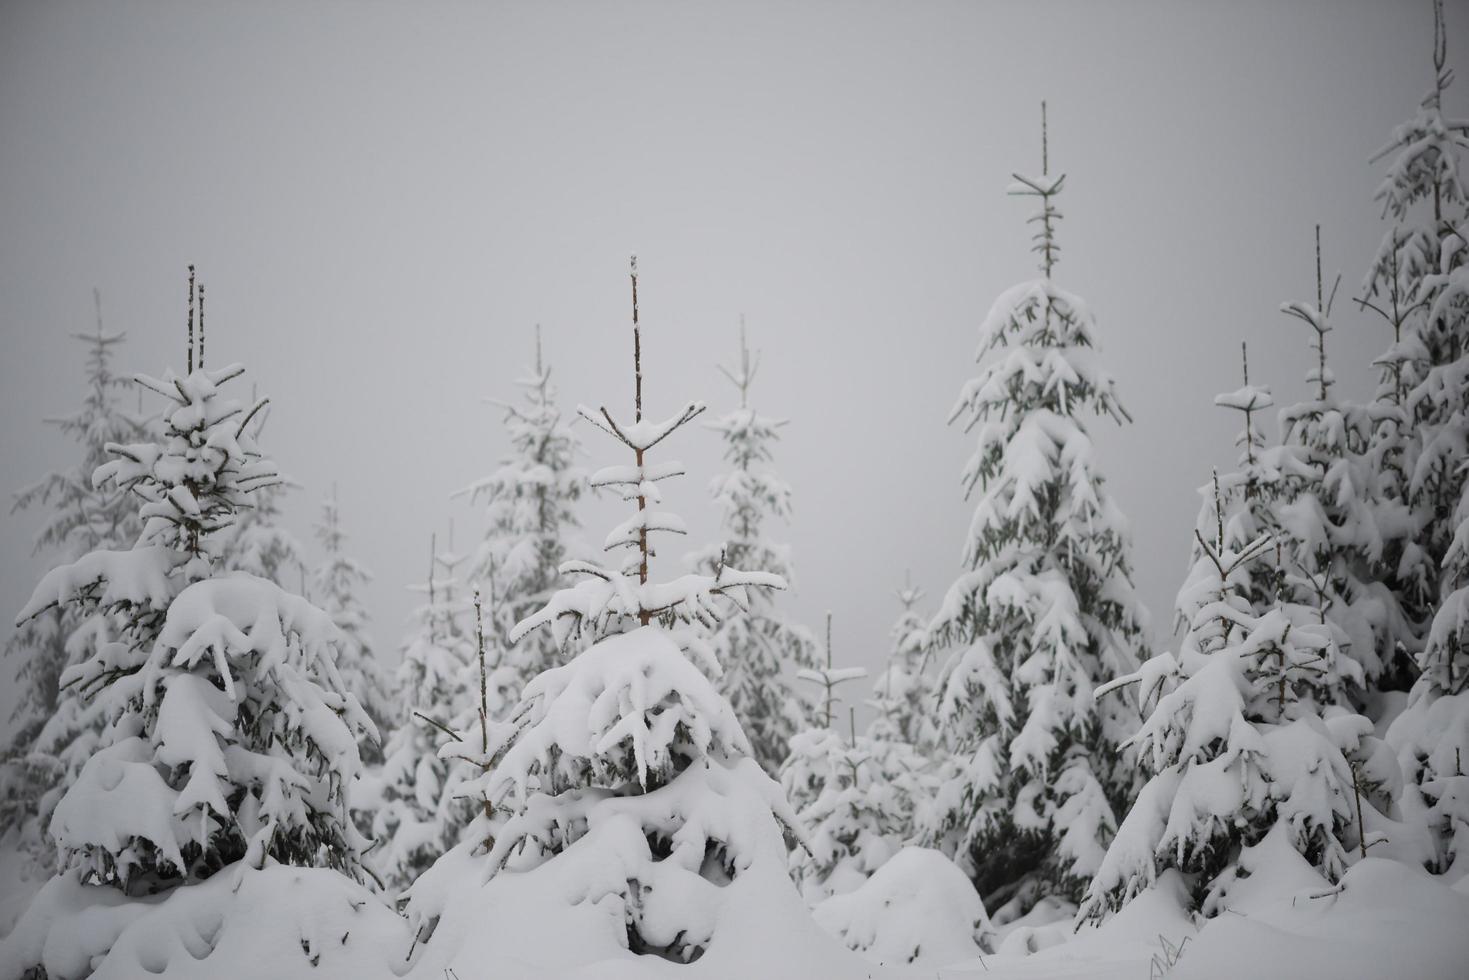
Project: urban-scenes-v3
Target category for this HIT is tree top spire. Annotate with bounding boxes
[717,316,761,409]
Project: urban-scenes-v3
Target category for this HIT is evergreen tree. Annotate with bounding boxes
[367,537,484,895]
[867,576,941,756]
[1376,0,1469,884]
[922,107,1149,915]
[1267,228,1407,701]
[1082,478,1389,919]
[1205,344,1288,615]
[781,617,926,902]
[1374,0,1469,587]
[313,488,394,761]
[459,327,585,695]
[14,279,374,894]
[1,290,152,868]
[687,325,820,773]
[425,258,802,964]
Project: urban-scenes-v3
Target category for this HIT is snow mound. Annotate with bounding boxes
[0,864,407,980]
[812,846,990,966]
[1171,858,1469,980]
[409,760,881,978]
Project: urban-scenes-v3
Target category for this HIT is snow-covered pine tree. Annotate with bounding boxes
[1,290,152,869]
[1082,476,1390,920]
[12,276,375,897]
[313,487,395,762]
[867,576,941,756]
[420,258,803,964]
[686,325,820,773]
[780,616,924,902]
[458,327,585,694]
[1369,0,1469,594]
[1204,343,1290,617]
[1357,227,1438,678]
[1268,227,1406,702]
[366,535,486,895]
[1376,0,1469,885]
[922,105,1148,916]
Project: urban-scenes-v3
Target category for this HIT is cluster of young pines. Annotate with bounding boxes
[1,3,1466,970]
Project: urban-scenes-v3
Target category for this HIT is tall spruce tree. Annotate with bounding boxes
[367,536,484,895]
[313,488,394,761]
[1379,0,1469,882]
[1370,0,1469,591]
[867,576,942,757]
[1,290,152,868]
[687,325,819,773]
[922,107,1149,916]
[459,328,585,695]
[1267,228,1403,700]
[12,275,374,898]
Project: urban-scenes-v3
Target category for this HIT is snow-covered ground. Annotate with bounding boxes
[3,833,1464,979]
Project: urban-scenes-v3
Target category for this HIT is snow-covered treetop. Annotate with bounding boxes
[867,578,942,753]
[511,258,786,649]
[102,363,277,571]
[1278,227,1344,403]
[683,324,820,773]
[1008,102,1065,279]
[456,328,585,666]
[699,325,795,547]
[15,345,278,639]
[13,288,152,562]
[1371,0,1468,225]
[1214,342,1275,483]
[796,615,868,729]
[311,490,393,742]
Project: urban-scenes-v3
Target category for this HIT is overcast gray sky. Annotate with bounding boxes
[0,0,1452,724]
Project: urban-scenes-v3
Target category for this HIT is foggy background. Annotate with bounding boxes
[0,0,1448,727]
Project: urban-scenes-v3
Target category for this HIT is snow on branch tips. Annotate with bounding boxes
[511,256,785,646]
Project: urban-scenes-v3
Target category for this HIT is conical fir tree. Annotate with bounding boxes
[922,107,1149,916]
[1,290,153,867]
[1377,0,1469,882]
[422,258,804,964]
[781,616,926,902]
[459,327,585,695]
[687,325,820,773]
[313,488,395,761]
[867,576,942,757]
[1204,343,1288,617]
[1267,228,1402,701]
[1083,476,1388,920]
[12,274,375,899]
[1369,0,1469,593]
[367,536,482,894]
